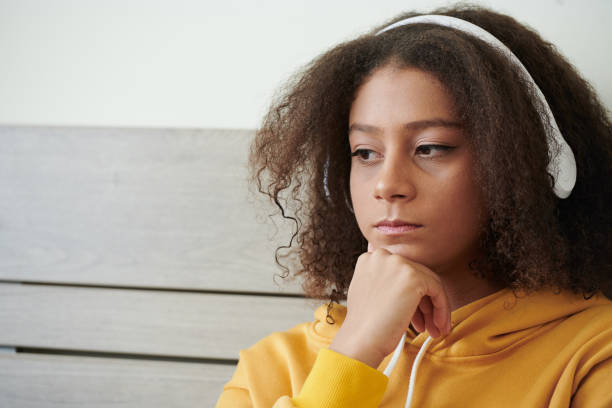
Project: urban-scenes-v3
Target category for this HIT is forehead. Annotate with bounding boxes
[348,65,459,133]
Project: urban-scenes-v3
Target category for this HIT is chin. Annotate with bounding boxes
[377,243,431,265]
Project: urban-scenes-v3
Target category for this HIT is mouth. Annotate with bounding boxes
[375,219,423,235]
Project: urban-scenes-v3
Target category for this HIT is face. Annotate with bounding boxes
[348,64,487,275]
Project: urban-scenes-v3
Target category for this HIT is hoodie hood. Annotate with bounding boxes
[310,287,611,358]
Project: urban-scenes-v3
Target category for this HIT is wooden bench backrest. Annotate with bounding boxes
[0,125,319,407]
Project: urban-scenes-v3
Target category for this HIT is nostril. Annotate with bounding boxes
[373,183,417,201]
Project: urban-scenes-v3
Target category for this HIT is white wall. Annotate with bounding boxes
[0,0,610,129]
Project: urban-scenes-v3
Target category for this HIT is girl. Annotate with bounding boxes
[216,4,612,407]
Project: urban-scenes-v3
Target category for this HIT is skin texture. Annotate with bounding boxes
[329,64,504,368]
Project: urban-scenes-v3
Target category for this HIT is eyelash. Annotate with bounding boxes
[350,145,454,163]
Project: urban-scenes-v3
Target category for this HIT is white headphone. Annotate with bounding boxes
[374,15,576,199]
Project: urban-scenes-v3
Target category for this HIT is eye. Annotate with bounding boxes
[350,148,381,163]
[415,144,455,157]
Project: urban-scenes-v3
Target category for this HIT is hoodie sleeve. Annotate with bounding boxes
[215,348,388,408]
[215,387,296,408]
[292,348,389,407]
[570,357,612,408]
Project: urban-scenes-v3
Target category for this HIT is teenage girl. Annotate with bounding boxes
[216,4,612,407]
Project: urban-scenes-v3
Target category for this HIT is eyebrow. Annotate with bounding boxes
[348,118,463,135]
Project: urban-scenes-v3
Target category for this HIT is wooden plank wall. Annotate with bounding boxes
[0,125,325,407]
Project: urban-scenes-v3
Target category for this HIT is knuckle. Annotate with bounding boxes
[402,264,419,279]
[356,252,368,262]
[373,247,391,256]
[403,267,427,295]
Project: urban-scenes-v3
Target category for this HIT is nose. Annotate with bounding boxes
[373,153,417,202]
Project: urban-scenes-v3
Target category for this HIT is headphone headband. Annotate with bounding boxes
[375,15,576,198]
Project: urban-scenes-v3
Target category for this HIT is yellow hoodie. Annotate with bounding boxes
[215,288,612,407]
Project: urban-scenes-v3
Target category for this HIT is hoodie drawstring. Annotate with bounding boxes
[383,332,433,408]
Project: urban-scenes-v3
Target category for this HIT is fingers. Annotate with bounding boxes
[412,295,450,338]
[413,281,451,338]
[364,240,451,339]
[410,268,451,337]
[419,296,441,338]
[428,285,452,336]
[411,308,425,332]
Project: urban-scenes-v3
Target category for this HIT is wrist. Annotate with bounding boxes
[329,333,385,368]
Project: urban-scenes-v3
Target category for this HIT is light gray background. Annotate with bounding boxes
[0,0,610,129]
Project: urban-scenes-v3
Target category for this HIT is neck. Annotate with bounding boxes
[444,274,504,312]
[435,258,505,311]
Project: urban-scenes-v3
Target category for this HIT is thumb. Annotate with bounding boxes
[367,242,374,253]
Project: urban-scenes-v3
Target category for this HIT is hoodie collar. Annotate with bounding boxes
[312,287,610,357]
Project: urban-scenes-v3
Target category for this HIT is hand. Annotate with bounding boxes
[329,242,451,368]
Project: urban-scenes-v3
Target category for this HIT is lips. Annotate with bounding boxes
[375,219,422,227]
[375,219,422,234]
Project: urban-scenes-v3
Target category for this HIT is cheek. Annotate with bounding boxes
[434,174,486,239]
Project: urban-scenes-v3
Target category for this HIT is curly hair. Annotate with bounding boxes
[248,3,612,304]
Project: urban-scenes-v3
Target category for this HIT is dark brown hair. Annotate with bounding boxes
[248,3,612,304]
